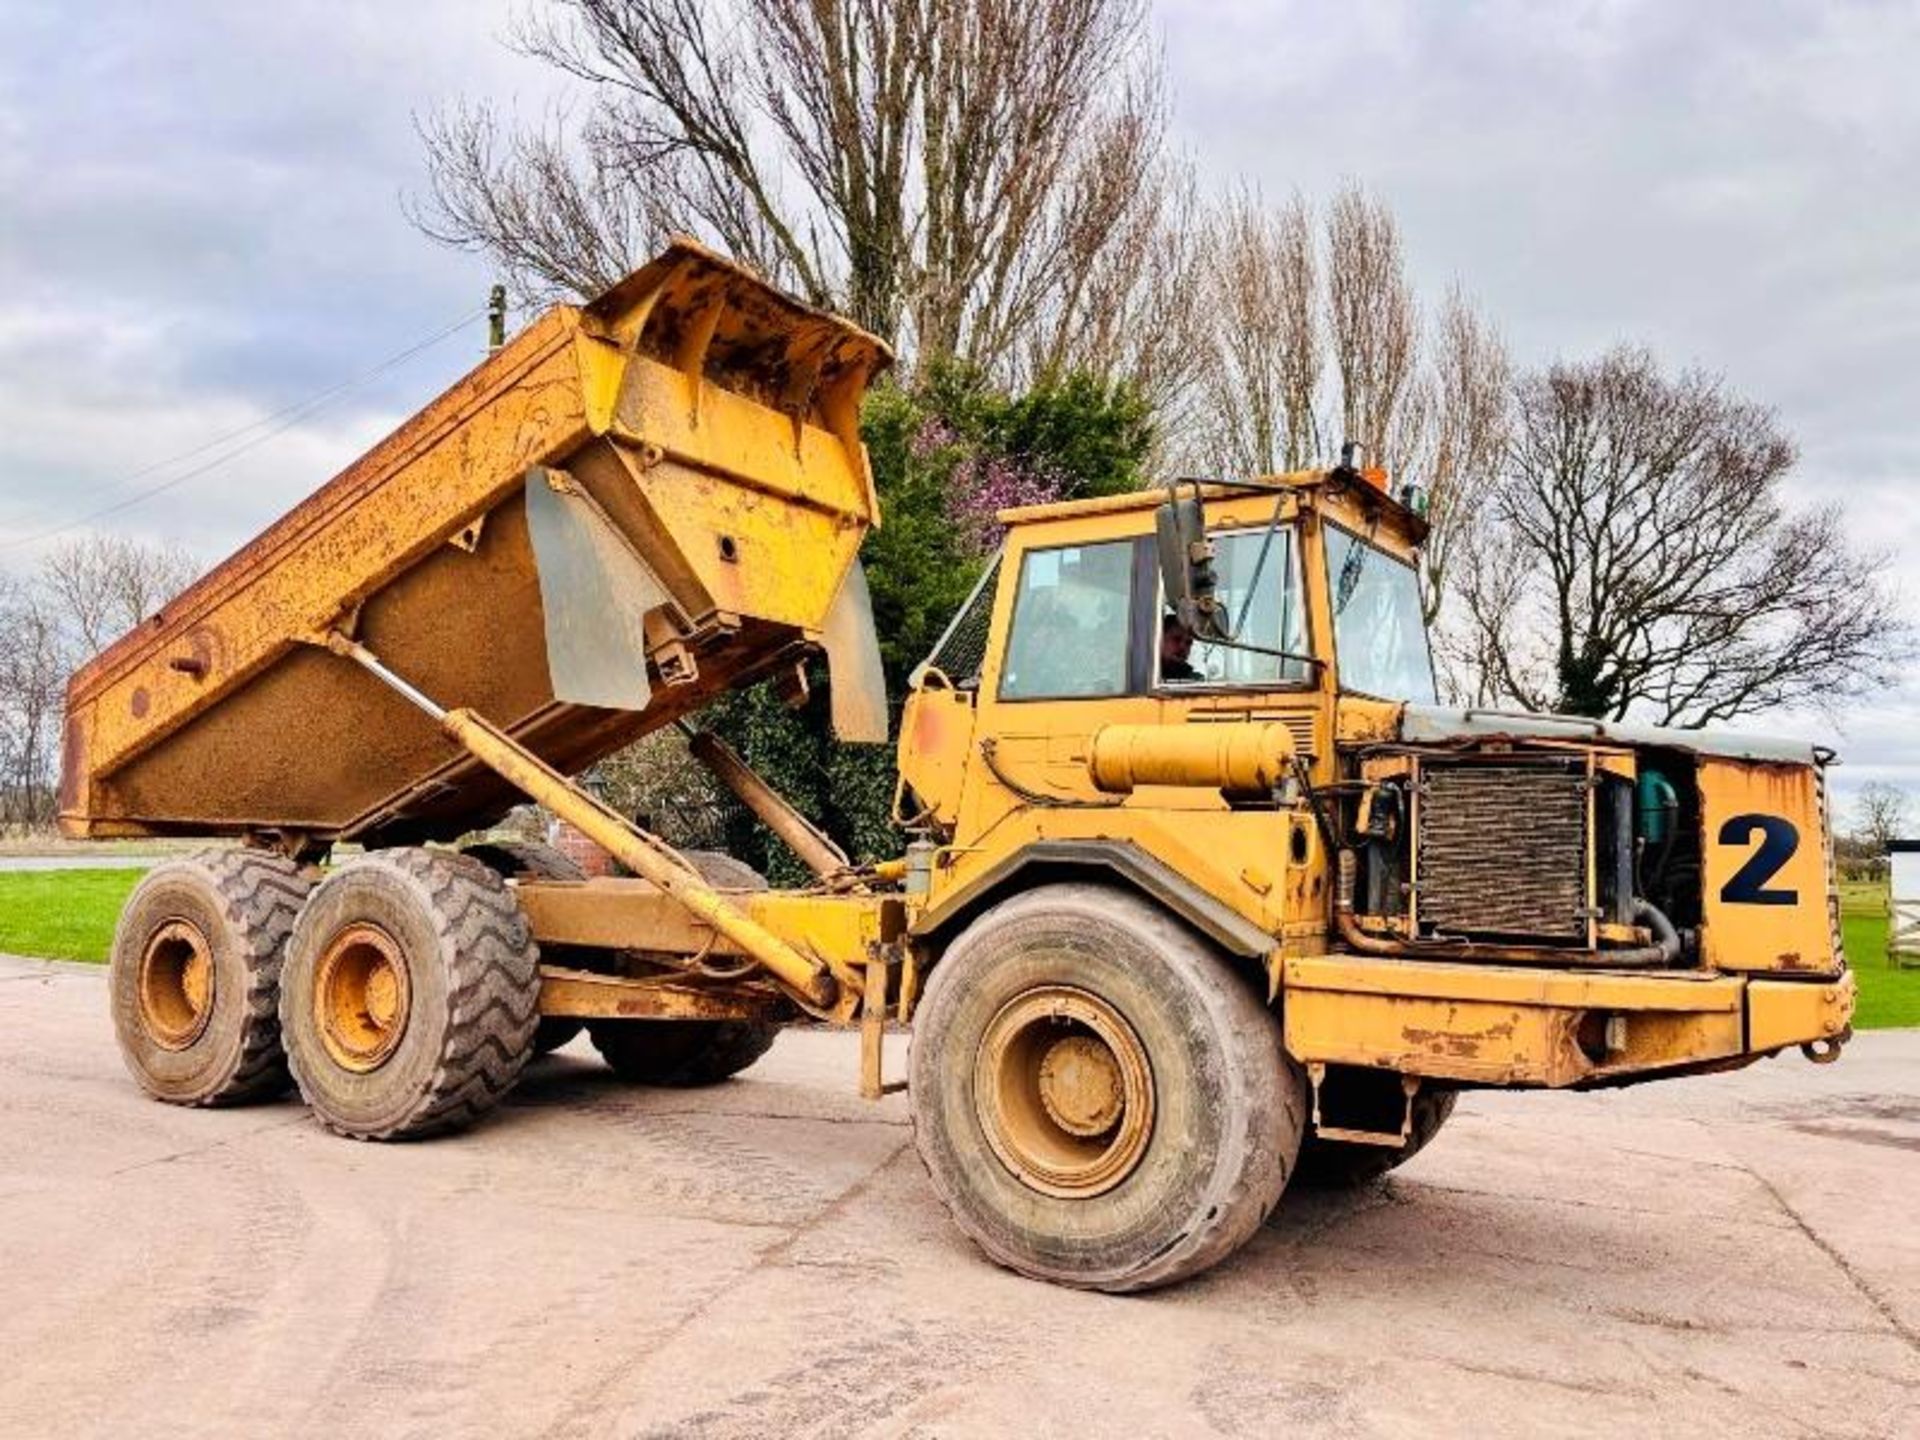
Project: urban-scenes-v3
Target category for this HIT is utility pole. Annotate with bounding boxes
[487,284,507,353]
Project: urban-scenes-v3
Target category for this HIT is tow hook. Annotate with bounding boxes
[1801,1029,1850,1065]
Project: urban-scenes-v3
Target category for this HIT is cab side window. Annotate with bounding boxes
[999,541,1135,700]
[1156,527,1310,688]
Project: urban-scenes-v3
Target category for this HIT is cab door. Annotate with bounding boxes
[955,530,1160,840]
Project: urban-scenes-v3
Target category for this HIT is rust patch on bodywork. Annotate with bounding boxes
[1401,1016,1518,1059]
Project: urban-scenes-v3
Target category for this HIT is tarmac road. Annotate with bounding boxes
[0,855,155,871]
[1,953,1915,1439]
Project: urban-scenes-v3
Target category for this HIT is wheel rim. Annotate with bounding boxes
[975,985,1154,1199]
[138,919,216,1050]
[314,923,411,1072]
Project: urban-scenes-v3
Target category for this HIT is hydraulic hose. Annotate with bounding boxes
[1631,897,1684,966]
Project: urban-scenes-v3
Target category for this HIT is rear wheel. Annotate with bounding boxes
[460,839,585,882]
[585,849,781,1086]
[280,848,539,1140]
[109,848,313,1106]
[460,838,587,1056]
[909,883,1307,1292]
[589,1019,780,1086]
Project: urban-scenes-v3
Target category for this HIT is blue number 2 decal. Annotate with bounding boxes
[1717,814,1800,905]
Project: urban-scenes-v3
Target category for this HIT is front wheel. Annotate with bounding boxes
[909,884,1307,1292]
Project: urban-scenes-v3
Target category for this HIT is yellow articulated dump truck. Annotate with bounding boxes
[61,242,1855,1292]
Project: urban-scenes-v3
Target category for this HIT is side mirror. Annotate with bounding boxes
[1154,487,1228,640]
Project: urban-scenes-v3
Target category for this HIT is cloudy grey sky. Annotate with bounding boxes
[3,0,1916,805]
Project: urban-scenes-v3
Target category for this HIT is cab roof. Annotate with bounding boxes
[996,467,1422,536]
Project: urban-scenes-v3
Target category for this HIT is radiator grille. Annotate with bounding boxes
[1418,761,1588,939]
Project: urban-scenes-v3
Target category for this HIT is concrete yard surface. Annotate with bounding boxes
[1,953,1915,1438]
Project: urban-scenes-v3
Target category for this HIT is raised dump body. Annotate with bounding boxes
[60,241,891,847]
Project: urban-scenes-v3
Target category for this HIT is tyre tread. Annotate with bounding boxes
[285,848,539,1141]
[119,847,313,1107]
[911,882,1306,1293]
[458,838,586,1056]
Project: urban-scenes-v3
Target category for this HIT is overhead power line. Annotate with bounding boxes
[0,305,488,553]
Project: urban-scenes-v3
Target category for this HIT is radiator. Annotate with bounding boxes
[1417,760,1589,940]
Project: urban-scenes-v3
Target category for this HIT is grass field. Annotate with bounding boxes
[2,866,1915,1028]
[1837,880,1920,1030]
[0,868,144,963]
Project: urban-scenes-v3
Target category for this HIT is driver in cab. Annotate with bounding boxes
[1160,614,1201,683]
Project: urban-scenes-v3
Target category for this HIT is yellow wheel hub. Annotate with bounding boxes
[138,920,216,1050]
[315,924,411,1072]
[976,985,1154,1199]
[1038,1034,1126,1137]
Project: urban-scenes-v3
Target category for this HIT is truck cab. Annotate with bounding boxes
[897,463,1854,1098]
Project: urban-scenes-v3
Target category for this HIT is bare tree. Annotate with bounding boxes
[1009,84,1208,413]
[1456,347,1905,725]
[413,0,1169,380]
[411,100,660,302]
[0,578,72,827]
[908,0,1152,365]
[1191,184,1496,494]
[1851,781,1910,855]
[1436,516,1541,707]
[1417,286,1509,626]
[1187,183,1507,694]
[1196,188,1321,476]
[0,537,200,830]
[39,535,201,658]
[1324,183,1419,475]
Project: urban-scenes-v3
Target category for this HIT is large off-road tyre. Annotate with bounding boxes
[460,838,586,884]
[1294,1089,1457,1189]
[585,848,780,1086]
[910,883,1308,1293]
[109,848,313,1107]
[460,839,586,1056]
[588,1019,781,1086]
[280,848,539,1140]
[673,849,768,892]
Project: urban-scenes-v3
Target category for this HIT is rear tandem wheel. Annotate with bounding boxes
[278,848,540,1140]
[108,848,314,1106]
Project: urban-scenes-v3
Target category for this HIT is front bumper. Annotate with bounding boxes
[1282,955,1855,1088]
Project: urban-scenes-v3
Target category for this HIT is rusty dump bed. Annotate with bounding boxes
[59,241,891,845]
